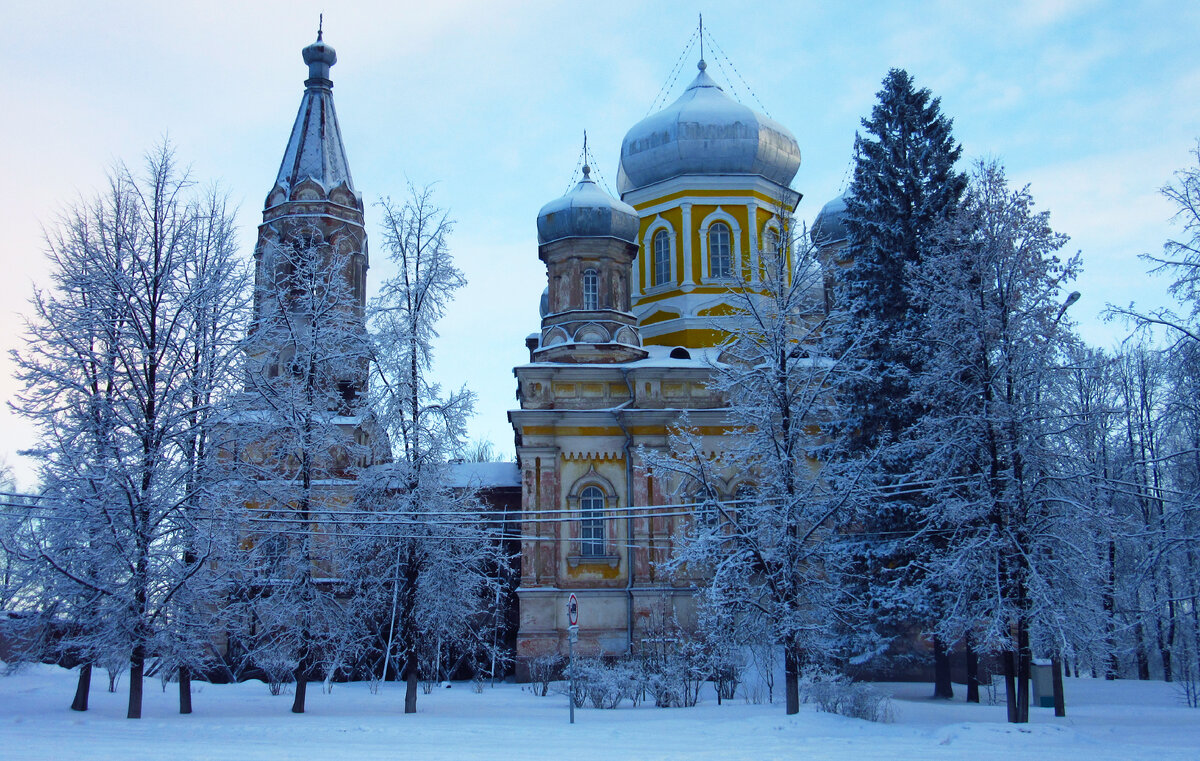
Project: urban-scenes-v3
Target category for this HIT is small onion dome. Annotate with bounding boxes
[537,165,640,245]
[303,31,337,82]
[811,193,849,245]
[539,287,550,318]
[618,60,801,194]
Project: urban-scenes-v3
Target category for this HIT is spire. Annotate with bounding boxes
[271,29,357,203]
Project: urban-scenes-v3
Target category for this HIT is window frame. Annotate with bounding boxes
[653,229,672,287]
[708,222,732,279]
[582,268,599,311]
[579,485,606,557]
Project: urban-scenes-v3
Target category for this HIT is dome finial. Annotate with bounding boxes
[582,130,591,179]
[302,21,337,86]
[698,13,705,69]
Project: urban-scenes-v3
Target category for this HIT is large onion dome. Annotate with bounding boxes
[811,193,849,245]
[536,166,640,244]
[617,60,801,194]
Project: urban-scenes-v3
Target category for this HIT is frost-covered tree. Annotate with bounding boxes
[1105,143,1200,700]
[834,68,968,697]
[365,183,502,714]
[1111,141,1200,346]
[904,161,1085,722]
[648,218,861,715]
[11,143,246,718]
[222,220,374,714]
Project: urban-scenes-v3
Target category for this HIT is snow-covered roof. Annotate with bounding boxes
[517,344,723,370]
[446,461,520,489]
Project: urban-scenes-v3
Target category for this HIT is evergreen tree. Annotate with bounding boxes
[834,68,966,696]
[840,66,966,451]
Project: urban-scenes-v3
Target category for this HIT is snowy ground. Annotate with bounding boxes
[1,665,1196,761]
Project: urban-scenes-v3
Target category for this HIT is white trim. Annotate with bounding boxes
[760,216,783,285]
[746,201,759,285]
[643,216,677,292]
[680,202,693,286]
[621,174,801,213]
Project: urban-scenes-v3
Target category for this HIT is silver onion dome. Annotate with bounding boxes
[811,193,849,245]
[536,165,640,245]
[617,60,801,194]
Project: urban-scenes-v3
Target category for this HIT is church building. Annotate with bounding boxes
[509,57,812,673]
[245,30,848,680]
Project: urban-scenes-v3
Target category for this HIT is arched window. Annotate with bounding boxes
[653,229,671,287]
[582,268,599,310]
[580,486,606,557]
[709,222,732,278]
[764,228,780,257]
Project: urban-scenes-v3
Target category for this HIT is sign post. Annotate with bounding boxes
[567,594,579,724]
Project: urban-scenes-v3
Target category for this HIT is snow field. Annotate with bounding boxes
[1,665,1196,761]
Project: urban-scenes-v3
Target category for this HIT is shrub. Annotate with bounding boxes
[802,672,892,723]
[528,652,564,697]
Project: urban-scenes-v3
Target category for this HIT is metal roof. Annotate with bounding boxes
[271,34,357,201]
[811,193,849,245]
[617,61,801,195]
[536,167,640,245]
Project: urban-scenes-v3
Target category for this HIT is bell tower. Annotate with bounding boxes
[247,28,369,408]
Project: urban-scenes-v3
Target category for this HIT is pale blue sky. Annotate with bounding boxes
[4,0,1198,486]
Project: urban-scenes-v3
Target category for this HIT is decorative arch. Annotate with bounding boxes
[541,325,569,346]
[698,207,742,281]
[760,217,783,257]
[573,323,611,344]
[613,326,640,346]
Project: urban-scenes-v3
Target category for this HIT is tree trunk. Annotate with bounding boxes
[784,640,800,715]
[1003,649,1017,723]
[1016,622,1030,723]
[128,645,145,719]
[404,649,419,714]
[933,636,954,699]
[1104,539,1119,680]
[1134,621,1151,680]
[179,665,192,714]
[1051,656,1065,717]
[292,663,307,714]
[965,636,980,704]
[70,662,92,712]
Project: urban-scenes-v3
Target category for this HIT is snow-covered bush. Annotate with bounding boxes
[567,657,642,709]
[643,643,706,708]
[802,672,892,722]
[527,653,564,697]
[254,652,297,697]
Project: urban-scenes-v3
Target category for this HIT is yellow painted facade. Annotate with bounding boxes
[510,54,805,677]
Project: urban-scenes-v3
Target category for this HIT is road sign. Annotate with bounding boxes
[567,593,578,626]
